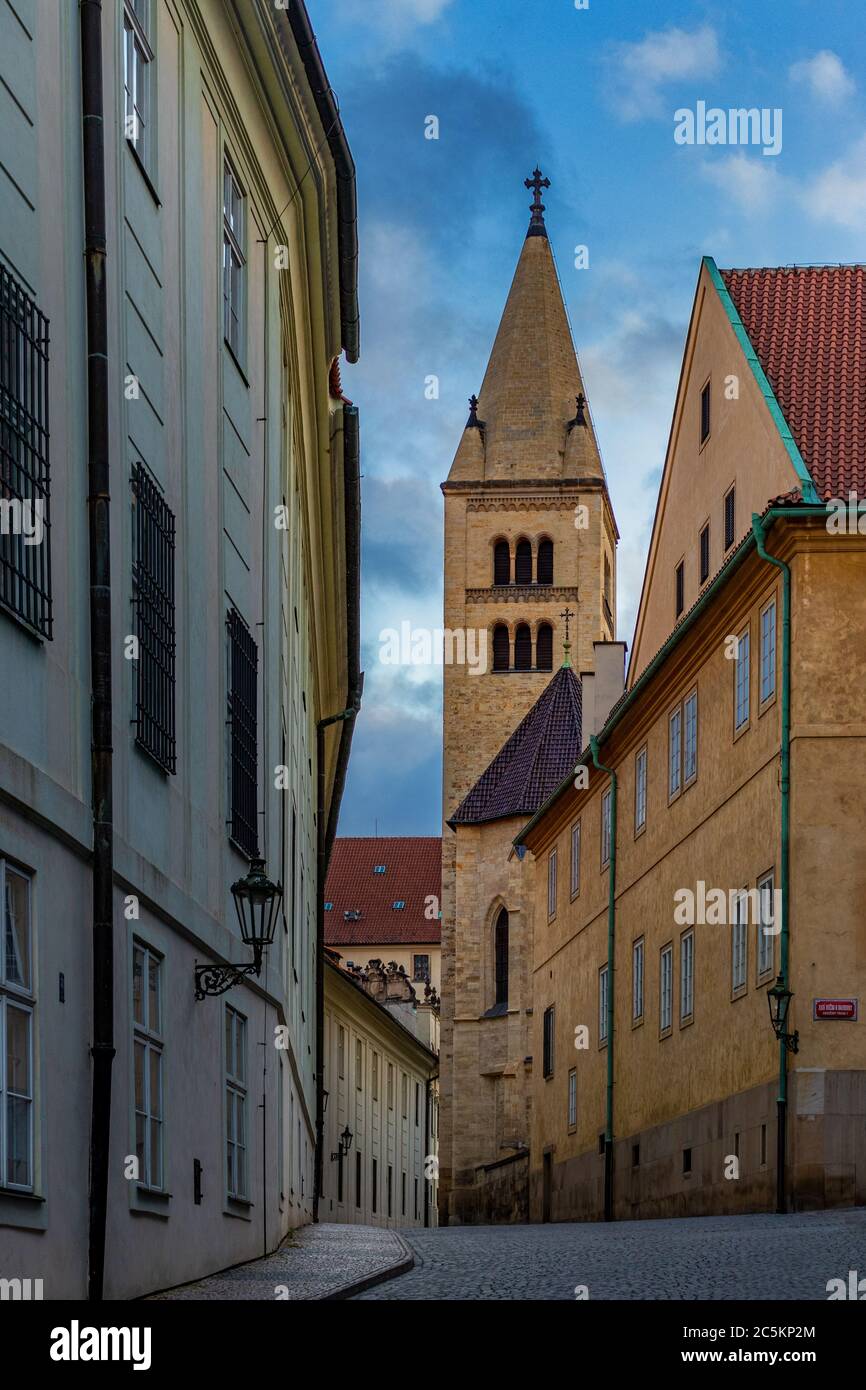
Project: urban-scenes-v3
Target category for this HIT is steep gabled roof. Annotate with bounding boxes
[324,837,441,945]
[720,265,866,502]
[449,665,582,827]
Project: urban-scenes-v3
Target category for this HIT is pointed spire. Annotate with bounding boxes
[524,167,551,239]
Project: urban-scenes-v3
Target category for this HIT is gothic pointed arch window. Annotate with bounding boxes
[515,539,532,585]
[493,624,510,671]
[494,907,509,1006]
[514,623,531,670]
[493,539,510,586]
[537,538,554,585]
[536,622,553,671]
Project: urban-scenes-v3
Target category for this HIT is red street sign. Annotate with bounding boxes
[813,998,858,1021]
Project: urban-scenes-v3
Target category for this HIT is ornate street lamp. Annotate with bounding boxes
[195,858,283,999]
[331,1125,353,1163]
[767,974,799,1053]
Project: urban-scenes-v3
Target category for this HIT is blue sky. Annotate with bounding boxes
[307,0,866,836]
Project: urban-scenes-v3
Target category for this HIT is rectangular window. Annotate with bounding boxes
[675,559,684,619]
[227,607,258,856]
[223,157,246,358]
[387,1165,393,1218]
[683,690,698,784]
[133,941,163,1189]
[372,1050,379,1101]
[542,1005,555,1079]
[601,788,611,868]
[570,821,581,896]
[225,1005,248,1199]
[355,1151,361,1208]
[547,848,557,918]
[634,747,647,832]
[660,943,673,1032]
[760,599,776,703]
[401,1073,408,1118]
[724,485,736,551]
[0,861,34,1190]
[567,1068,577,1129]
[414,1177,418,1220]
[0,264,52,639]
[735,627,750,731]
[680,930,694,1022]
[131,463,176,773]
[123,0,153,167]
[415,1081,420,1127]
[412,954,430,982]
[757,872,775,979]
[387,1063,394,1110]
[699,522,710,585]
[355,1037,363,1092]
[371,1157,377,1214]
[669,706,682,798]
[401,1171,406,1217]
[599,964,609,1043]
[632,937,644,1022]
[337,1025,345,1080]
[700,380,711,444]
[732,892,747,993]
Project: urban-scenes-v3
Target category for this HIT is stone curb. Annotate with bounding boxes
[317,1231,415,1301]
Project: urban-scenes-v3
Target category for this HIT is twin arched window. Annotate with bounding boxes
[492,538,554,586]
[492,622,554,672]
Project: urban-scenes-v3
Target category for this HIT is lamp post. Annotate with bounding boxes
[194,858,282,999]
[767,974,799,1053]
[330,1124,353,1206]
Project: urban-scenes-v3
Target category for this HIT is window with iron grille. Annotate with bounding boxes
[724,485,736,550]
[0,264,51,639]
[542,1004,555,1078]
[227,607,259,856]
[131,463,176,773]
[675,559,684,619]
[699,522,710,585]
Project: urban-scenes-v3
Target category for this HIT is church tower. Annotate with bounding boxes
[439,172,619,1222]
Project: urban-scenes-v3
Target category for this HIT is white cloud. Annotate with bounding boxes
[607,24,721,121]
[701,153,783,215]
[330,0,453,37]
[803,135,866,228]
[789,50,855,106]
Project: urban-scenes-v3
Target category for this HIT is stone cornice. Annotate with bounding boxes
[442,476,607,495]
[464,496,585,514]
[466,585,579,604]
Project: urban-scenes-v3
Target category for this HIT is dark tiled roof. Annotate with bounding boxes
[721,265,866,501]
[324,837,441,945]
[449,665,582,827]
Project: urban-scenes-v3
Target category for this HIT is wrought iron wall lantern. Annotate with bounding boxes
[767,974,799,1053]
[331,1125,353,1163]
[195,857,283,999]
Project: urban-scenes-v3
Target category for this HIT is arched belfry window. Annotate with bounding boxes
[514,623,531,670]
[537,539,554,585]
[536,623,553,671]
[515,539,532,585]
[493,540,510,586]
[494,908,509,1006]
[493,624,510,671]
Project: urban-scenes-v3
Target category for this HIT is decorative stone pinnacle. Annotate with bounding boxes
[466,393,485,429]
[525,167,551,237]
[567,393,587,431]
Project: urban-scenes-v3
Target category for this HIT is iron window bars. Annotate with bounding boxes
[0,263,51,639]
[131,462,176,773]
[227,607,259,857]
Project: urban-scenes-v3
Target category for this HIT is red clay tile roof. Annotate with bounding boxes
[324,837,441,945]
[449,665,582,827]
[720,266,866,501]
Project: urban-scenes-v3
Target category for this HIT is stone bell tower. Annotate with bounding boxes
[438,171,619,1221]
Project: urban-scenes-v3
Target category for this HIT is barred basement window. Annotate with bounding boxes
[227,608,259,857]
[131,463,176,772]
[0,264,52,638]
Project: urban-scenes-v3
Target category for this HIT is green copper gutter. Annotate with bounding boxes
[751,513,792,1214]
[590,735,617,1221]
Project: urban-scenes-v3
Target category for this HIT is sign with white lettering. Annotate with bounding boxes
[813,998,858,1021]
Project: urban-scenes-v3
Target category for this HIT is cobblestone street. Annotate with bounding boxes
[356,1208,866,1301]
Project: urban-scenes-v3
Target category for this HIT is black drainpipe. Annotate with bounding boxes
[80,0,115,1302]
[313,405,362,1221]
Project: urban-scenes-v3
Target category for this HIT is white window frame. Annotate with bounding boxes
[735,626,750,732]
[680,929,694,1022]
[0,861,34,1192]
[567,1068,577,1130]
[570,821,581,897]
[757,872,775,980]
[337,1023,345,1079]
[601,788,611,868]
[123,0,154,169]
[668,705,682,799]
[355,1036,363,1092]
[760,599,776,705]
[635,746,647,833]
[225,1005,248,1200]
[732,891,747,994]
[223,155,246,360]
[547,847,557,919]
[132,940,164,1190]
[632,937,644,1022]
[660,943,673,1033]
[599,964,609,1043]
[683,689,698,785]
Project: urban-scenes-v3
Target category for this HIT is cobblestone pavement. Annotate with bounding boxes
[147,1223,409,1300]
[355,1208,866,1300]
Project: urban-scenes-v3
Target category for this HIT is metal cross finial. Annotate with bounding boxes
[525,167,551,233]
[560,607,575,644]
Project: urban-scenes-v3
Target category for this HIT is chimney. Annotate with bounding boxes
[581,641,627,740]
